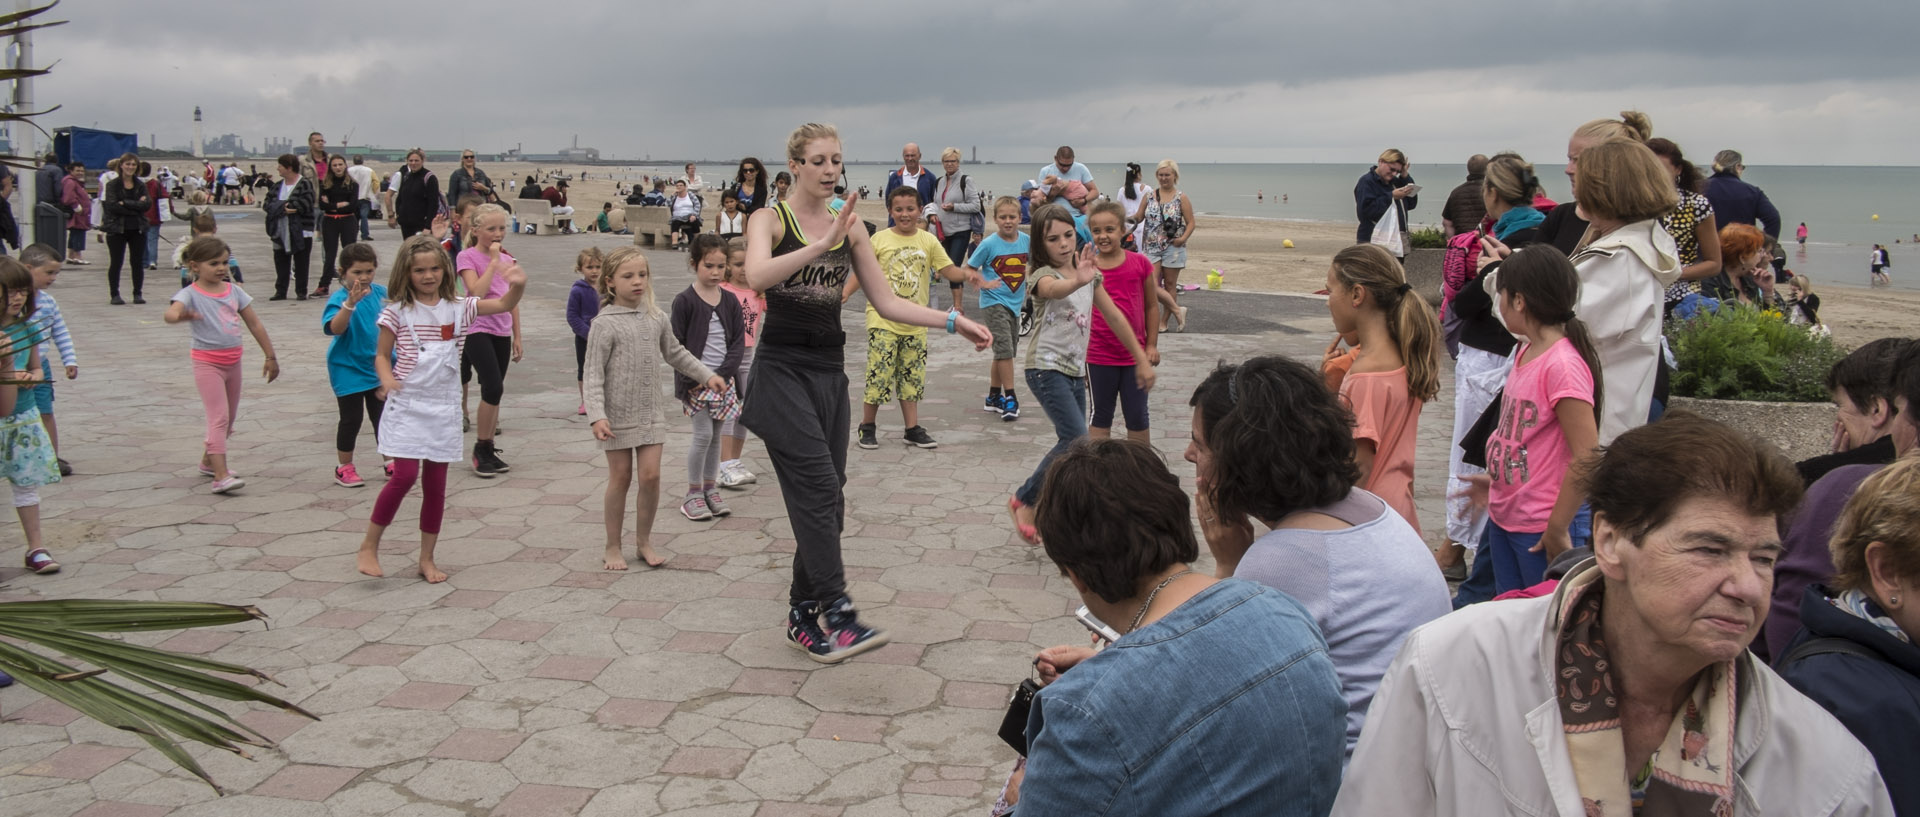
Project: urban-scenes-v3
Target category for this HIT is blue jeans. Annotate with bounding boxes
[145,222,162,266]
[1453,505,1591,607]
[358,199,373,239]
[1015,369,1087,505]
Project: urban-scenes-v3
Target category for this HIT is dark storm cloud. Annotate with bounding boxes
[31,0,1920,163]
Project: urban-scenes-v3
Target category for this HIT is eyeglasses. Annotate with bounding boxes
[462,155,475,160]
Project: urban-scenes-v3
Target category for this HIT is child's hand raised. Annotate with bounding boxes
[1071,245,1099,285]
[346,281,369,305]
[823,191,861,246]
[429,212,450,241]
[502,264,527,288]
[591,419,612,441]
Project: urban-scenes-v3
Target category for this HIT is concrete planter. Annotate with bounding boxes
[1402,247,1445,307]
[1668,396,1834,462]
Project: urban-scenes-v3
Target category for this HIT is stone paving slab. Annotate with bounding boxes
[0,211,1457,815]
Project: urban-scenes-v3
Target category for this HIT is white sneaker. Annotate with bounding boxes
[718,462,757,489]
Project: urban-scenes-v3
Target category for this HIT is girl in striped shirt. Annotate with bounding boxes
[355,236,524,584]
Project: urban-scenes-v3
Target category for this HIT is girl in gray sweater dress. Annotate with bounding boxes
[584,247,722,570]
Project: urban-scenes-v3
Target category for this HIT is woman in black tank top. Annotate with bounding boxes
[739,123,991,665]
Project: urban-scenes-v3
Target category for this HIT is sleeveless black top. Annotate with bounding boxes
[759,201,855,369]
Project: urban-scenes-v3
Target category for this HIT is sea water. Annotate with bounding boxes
[623,162,1920,290]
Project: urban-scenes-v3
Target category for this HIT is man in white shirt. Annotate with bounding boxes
[347,156,376,240]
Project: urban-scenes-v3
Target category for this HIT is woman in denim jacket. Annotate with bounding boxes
[1010,439,1346,817]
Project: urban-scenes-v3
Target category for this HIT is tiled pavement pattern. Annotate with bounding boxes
[0,214,1456,816]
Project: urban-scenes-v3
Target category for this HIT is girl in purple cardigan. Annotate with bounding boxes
[567,247,604,415]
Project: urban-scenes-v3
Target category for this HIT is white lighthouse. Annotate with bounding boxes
[193,106,203,158]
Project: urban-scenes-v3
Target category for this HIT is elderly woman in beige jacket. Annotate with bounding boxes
[1334,413,1892,817]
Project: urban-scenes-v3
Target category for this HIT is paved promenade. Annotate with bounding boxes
[1,212,1454,816]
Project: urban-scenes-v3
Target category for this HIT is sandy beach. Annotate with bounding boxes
[397,159,1906,349]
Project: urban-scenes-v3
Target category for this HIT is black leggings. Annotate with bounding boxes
[317,216,357,290]
[1088,363,1150,432]
[462,332,513,405]
[106,231,146,299]
[336,389,385,453]
[575,335,588,381]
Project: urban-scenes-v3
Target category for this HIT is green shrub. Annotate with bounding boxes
[1666,304,1845,402]
[1407,226,1446,249]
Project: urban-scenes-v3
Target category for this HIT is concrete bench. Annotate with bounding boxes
[627,205,674,248]
[516,199,560,235]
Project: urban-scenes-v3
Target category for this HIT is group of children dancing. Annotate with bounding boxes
[4,120,1611,676]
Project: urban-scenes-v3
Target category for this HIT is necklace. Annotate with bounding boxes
[1126,570,1195,634]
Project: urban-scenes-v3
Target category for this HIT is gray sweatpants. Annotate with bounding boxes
[741,357,849,608]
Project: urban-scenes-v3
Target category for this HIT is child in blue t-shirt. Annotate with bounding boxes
[321,242,391,487]
[967,196,1033,420]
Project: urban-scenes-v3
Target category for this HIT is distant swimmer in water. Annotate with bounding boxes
[1796,221,1807,246]
[1257,189,1263,202]
[1282,194,1288,204]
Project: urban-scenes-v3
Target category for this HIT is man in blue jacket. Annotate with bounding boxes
[1353,149,1418,247]
[883,143,937,226]
[1704,149,1781,239]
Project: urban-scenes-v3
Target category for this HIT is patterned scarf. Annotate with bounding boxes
[1555,570,1738,817]
[1830,588,1912,645]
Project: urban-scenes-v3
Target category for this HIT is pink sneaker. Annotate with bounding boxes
[334,464,365,487]
[210,476,245,495]
[577,402,587,416]
[198,464,240,478]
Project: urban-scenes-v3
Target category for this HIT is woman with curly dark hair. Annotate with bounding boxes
[1185,355,1449,761]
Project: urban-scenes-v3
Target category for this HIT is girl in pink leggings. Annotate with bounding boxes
[165,237,279,495]
[356,236,525,583]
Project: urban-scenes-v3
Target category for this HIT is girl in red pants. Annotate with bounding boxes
[355,236,524,583]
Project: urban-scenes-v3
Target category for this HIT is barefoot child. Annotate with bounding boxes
[966,196,1030,420]
[717,240,763,488]
[1006,205,1155,543]
[671,235,745,521]
[585,247,724,569]
[357,236,526,583]
[0,259,63,574]
[165,236,280,494]
[841,185,978,450]
[1324,243,1439,536]
[322,242,391,487]
[1085,200,1160,442]
[21,245,78,476]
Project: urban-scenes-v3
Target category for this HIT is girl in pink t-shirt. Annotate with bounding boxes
[717,241,765,488]
[456,204,521,477]
[1084,201,1160,441]
[1325,244,1440,536]
[1482,246,1601,594]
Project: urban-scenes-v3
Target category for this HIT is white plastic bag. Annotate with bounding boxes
[1371,200,1406,257]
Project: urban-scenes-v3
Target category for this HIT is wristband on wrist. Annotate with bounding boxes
[946,309,959,334]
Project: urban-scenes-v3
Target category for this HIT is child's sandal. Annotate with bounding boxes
[1007,497,1039,545]
[25,548,59,574]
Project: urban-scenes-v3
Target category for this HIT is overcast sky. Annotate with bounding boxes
[30,0,1920,166]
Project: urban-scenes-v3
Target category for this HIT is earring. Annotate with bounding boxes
[1892,594,1902,608]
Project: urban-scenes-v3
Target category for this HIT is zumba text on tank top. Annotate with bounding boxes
[759,202,853,368]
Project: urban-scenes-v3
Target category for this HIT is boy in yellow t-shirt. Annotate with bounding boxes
[843,186,969,450]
